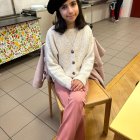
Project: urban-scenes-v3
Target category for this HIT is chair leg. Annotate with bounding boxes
[48,81,53,118]
[103,98,112,135]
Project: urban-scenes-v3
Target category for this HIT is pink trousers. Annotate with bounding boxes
[54,81,88,140]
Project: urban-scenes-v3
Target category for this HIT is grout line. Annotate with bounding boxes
[0,126,11,139]
[0,91,57,137]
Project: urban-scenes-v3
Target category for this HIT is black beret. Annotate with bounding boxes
[47,0,67,14]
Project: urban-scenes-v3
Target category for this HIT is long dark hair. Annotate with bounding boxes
[54,0,87,34]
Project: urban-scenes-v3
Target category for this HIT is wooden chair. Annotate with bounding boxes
[48,78,112,135]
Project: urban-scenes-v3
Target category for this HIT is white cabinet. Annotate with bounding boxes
[82,3,109,24]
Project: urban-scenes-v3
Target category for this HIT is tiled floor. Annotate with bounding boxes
[0,17,140,140]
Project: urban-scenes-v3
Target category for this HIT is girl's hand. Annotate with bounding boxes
[71,79,84,91]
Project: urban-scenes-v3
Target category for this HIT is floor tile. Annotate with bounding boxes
[8,64,30,75]
[12,118,55,140]
[116,51,135,61]
[120,34,138,42]
[133,37,140,44]
[104,63,122,76]
[0,88,6,97]
[23,57,39,67]
[109,43,127,51]
[22,91,55,116]
[0,94,19,117]
[108,40,130,51]
[0,76,25,92]
[102,55,113,63]
[0,105,35,137]
[94,33,110,42]
[105,48,119,56]
[104,30,116,36]
[8,83,40,103]
[123,46,140,56]
[38,103,60,131]
[109,31,128,39]
[99,37,118,48]
[115,40,130,46]
[0,71,13,82]
[0,128,10,140]
[108,57,128,68]
[17,68,35,82]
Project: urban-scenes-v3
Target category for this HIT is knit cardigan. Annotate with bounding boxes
[45,25,95,90]
[32,38,105,89]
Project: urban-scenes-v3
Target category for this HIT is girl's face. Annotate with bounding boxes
[59,0,79,28]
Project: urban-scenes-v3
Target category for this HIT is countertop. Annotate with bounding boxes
[0,15,40,28]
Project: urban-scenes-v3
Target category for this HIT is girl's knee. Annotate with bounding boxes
[69,93,85,107]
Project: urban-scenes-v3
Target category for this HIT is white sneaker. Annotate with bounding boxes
[114,19,119,23]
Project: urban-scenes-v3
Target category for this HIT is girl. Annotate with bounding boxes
[46,0,95,139]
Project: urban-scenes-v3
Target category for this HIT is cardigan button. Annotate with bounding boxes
[72,61,75,64]
[71,50,74,53]
[72,72,75,75]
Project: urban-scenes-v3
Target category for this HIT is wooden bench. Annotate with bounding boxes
[48,79,112,135]
[109,82,140,140]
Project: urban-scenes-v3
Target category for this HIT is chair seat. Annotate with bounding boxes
[85,79,110,107]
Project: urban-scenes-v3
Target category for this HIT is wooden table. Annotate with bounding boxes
[110,82,140,140]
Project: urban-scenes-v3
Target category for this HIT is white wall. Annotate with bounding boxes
[0,0,133,18]
[0,0,14,16]
[121,0,133,17]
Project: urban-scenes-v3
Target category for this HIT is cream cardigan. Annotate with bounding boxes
[45,25,95,90]
[32,38,105,89]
